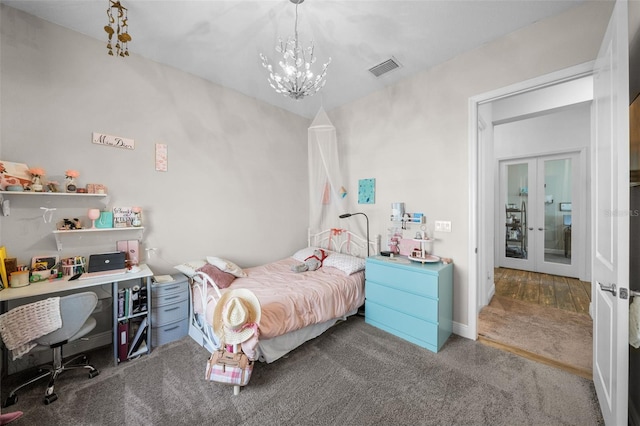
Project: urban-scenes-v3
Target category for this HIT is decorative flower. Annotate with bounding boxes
[65,169,79,179]
[28,167,45,178]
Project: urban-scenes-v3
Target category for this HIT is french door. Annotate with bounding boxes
[499,152,581,278]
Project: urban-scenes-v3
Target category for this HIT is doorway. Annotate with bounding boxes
[468,65,595,375]
[499,152,582,279]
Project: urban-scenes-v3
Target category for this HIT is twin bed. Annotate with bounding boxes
[177,228,379,363]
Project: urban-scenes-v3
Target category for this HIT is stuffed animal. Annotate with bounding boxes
[291,249,327,273]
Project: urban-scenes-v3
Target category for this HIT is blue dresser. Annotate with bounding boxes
[365,256,453,353]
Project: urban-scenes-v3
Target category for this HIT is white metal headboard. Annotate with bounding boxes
[308,228,380,258]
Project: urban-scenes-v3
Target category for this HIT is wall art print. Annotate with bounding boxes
[358,178,375,204]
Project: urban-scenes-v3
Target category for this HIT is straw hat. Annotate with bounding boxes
[213,289,261,345]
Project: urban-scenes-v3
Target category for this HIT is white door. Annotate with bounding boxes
[500,158,535,270]
[534,153,580,278]
[592,1,629,425]
[499,153,581,278]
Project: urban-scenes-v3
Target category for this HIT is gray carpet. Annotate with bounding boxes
[2,316,603,425]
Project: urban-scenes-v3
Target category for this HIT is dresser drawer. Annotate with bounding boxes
[366,261,438,298]
[153,290,188,308]
[366,281,438,323]
[151,297,189,326]
[366,301,438,347]
[151,276,189,300]
[152,318,188,347]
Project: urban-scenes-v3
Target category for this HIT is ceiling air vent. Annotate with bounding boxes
[368,57,401,77]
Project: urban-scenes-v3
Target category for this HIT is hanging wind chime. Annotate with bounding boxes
[104,0,131,57]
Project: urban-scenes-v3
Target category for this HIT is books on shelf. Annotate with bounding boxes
[117,286,147,319]
[117,321,128,363]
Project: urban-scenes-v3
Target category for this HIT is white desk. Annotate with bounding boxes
[0,264,153,367]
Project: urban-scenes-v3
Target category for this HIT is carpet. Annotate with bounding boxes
[2,316,602,425]
[478,295,592,378]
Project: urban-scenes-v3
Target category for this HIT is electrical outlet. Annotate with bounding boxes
[435,220,452,233]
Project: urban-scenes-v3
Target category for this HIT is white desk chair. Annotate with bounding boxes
[3,292,100,406]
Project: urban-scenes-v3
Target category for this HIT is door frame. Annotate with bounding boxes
[466,60,594,340]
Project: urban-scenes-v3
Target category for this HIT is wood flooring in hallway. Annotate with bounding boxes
[493,267,591,315]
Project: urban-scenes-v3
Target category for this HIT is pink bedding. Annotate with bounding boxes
[192,257,365,339]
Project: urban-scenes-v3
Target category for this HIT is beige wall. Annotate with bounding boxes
[329,1,612,331]
[0,5,310,274]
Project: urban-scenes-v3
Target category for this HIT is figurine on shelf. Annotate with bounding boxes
[64,169,79,193]
[27,167,46,192]
[131,207,142,227]
[57,218,82,230]
[47,181,60,192]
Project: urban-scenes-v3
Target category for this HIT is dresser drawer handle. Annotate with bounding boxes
[163,325,179,332]
[163,306,180,312]
[163,295,180,301]
[163,285,179,291]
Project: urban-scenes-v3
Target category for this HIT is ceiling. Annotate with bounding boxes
[2,0,587,118]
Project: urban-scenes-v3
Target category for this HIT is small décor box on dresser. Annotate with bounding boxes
[151,275,190,347]
[365,256,453,353]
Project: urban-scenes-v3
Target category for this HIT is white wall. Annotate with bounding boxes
[329,1,611,331]
[494,103,592,159]
[0,5,310,274]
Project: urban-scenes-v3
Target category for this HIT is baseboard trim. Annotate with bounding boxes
[453,321,474,340]
[478,335,592,380]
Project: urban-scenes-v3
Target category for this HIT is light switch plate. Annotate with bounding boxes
[435,220,452,232]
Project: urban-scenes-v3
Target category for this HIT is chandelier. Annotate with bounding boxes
[260,0,331,100]
[104,0,132,57]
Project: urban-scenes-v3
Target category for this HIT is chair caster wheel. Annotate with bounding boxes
[89,369,100,379]
[3,394,17,407]
[44,393,58,405]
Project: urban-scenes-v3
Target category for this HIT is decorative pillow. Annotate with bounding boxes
[206,256,247,278]
[196,263,236,289]
[323,253,366,275]
[174,259,207,278]
[292,247,324,262]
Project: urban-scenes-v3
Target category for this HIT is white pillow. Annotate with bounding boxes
[206,256,247,278]
[323,253,366,275]
[292,247,324,262]
[174,259,207,277]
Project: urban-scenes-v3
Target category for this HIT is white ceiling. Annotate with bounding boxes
[2,0,586,118]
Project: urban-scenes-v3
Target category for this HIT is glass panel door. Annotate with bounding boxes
[499,153,580,278]
[534,152,579,278]
[505,163,529,260]
[499,159,535,272]
[543,158,572,265]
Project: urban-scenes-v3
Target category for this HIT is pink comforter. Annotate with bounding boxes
[193,257,365,339]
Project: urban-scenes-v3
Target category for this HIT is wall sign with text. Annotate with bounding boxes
[92,132,135,150]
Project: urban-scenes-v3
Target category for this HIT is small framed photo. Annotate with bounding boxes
[559,202,572,211]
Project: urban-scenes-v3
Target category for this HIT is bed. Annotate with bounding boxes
[177,228,380,363]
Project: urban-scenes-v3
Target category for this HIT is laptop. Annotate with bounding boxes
[78,252,127,280]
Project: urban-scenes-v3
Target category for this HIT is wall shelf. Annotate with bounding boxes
[53,227,144,251]
[0,191,107,216]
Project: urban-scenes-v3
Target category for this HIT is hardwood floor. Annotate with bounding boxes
[494,267,591,315]
[481,268,593,378]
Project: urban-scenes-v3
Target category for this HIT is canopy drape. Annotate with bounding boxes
[308,107,347,232]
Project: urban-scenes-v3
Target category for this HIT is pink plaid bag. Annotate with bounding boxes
[205,348,253,386]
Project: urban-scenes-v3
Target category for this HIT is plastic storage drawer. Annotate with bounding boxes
[152,318,189,347]
[151,298,189,326]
